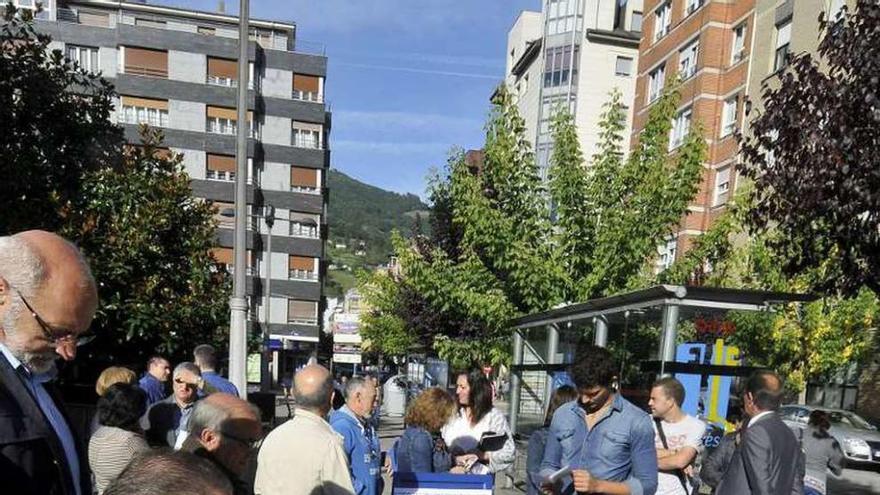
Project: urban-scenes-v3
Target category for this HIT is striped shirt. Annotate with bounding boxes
[88,426,149,493]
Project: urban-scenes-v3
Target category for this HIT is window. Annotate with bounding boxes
[713,166,731,206]
[291,166,319,193]
[685,0,704,16]
[678,40,699,80]
[288,300,318,325]
[720,96,738,137]
[206,106,255,137]
[206,154,236,182]
[293,74,322,102]
[631,11,643,32]
[78,11,110,27]
[118,96,169,127]
[289,256,318,281]
[292,123,322,149]
[123,47,168,78]
[210,248,253,275]
[654,2,671,42]
[731,23,747,64]
[656,237,678,272]
[135,18,166,29]
[648,64,665,103]
[207,57,237,86]
[615,56,633,77]
[212,201,235,227]
[774,19,792,72]
[198,26,216,36]
[290,212,320,238]
[669,107,692,150]
[543,45,579,88]
[66,45,98,73]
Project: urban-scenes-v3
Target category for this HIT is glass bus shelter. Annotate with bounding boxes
[506,284,815,436]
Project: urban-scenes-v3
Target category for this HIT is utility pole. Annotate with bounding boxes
[261,206,275,392]
[228,0,250,398]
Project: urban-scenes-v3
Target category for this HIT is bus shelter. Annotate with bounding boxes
[506,285,815,436]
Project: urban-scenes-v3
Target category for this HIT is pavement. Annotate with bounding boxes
[273,397,880,494]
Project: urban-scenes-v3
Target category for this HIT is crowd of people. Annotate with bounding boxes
[0,230,851,495]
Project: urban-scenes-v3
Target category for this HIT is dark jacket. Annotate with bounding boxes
[141,395,197,447]
[394,426,452,473]
[701,431,738,489]
[0,352,91,495]
[716,412,805,495]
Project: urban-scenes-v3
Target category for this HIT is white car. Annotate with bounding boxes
[780,404,880,466]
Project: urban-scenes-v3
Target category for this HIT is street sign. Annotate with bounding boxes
[333,353,362,364]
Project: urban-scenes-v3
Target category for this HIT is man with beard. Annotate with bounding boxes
[540,344,658,495]
[0,231,99,495]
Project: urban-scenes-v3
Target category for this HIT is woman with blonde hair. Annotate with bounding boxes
[95,366,137,397]
[395,387,459,473]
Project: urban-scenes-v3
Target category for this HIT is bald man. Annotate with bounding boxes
[255,364,355,495]
[0,231,98,495]
[181,393,263,495]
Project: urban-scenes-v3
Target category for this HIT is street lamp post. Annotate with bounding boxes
[222,206,275,393]
[229,0,250,398]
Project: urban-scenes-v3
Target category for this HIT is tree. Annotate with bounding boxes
[60,127,231,367]
[739,0,880,297]
[361,83,707,367]
[1,5,123,235]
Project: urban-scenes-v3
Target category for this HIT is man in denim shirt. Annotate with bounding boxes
[540,344,658,495]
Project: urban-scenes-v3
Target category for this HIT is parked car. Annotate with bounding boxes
[779,404,880,466]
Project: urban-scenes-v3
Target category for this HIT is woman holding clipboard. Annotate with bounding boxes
[441,370,516,475]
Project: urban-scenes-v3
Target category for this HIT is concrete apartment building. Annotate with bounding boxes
[505,0,644,179]
[29,0,330,372]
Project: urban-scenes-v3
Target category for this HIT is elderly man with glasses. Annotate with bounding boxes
[181,393,263,495]
[0,231,99,495]
[142,361,219,448]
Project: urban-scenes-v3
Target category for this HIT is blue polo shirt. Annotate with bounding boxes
[138,373,167,405]
[200,370,239,397]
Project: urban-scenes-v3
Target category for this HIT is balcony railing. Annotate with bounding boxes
[289,224,319,239]
[118,108,169,127]
[291,134,321,149]
[289,269,318,282]
[206,170,235,182]
[288,316,318,326]
[290,185,321,195]
[125,65,168,78]
[292,90,323,103]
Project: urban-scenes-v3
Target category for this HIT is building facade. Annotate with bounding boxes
[31,0,329,368]
[506,0,644,180]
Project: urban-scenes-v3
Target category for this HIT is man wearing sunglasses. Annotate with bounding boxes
[181,393,263,495]
[143,361,213,447]
[0,231,99,495]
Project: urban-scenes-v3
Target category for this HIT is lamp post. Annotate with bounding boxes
[228,0,250,398]
[222,205,274,392]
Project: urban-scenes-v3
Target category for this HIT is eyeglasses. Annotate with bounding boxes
[15,289,96,347]
[220,430,262,449]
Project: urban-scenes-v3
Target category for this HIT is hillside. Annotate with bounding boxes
[325,169,429,296]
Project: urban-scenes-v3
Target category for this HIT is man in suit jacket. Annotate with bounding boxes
[0,231,99,495]
[716,370,805,495]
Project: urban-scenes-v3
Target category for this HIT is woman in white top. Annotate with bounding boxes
[441,370,515,475]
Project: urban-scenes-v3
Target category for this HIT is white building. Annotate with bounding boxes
[505,0,643,178]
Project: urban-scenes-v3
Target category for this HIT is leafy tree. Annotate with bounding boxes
[739,0,880,297]
[0,5,123,235]
[362,83,707,367]
[60,127,231,367]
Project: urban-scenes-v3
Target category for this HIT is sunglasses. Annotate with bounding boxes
[15,288,96,347]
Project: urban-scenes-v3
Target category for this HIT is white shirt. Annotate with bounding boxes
[748,410,774,427]
[653,414,705,495]
[441,407,515,474]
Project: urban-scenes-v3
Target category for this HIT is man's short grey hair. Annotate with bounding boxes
[294,372,334,411]
[188,398,259,436]
[344,376,371,400]
[173,361,201,379]
[0,236,47,326]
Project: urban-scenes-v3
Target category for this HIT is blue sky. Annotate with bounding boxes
[153,0,540,197]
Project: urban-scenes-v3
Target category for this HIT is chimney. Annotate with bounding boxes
[218,0,225,14]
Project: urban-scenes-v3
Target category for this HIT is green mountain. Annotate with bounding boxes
[325,169,428,296]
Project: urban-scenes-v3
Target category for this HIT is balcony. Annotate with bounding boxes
[291,134,322,150]
[292,90,323,103]
[289,223,319,239]
[206,170,235,182]
[289,269,319,282]
[125,65,168,79]
[290,185,321,195]
[207,120,259,139]
[288,316,319,326]
[118,108,169,127]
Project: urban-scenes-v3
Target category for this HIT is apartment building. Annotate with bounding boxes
[31,0,329,368]
[633,0,755,272]
[505,0,644,180]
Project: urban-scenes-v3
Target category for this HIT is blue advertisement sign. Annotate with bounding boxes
[674,339,741,431]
